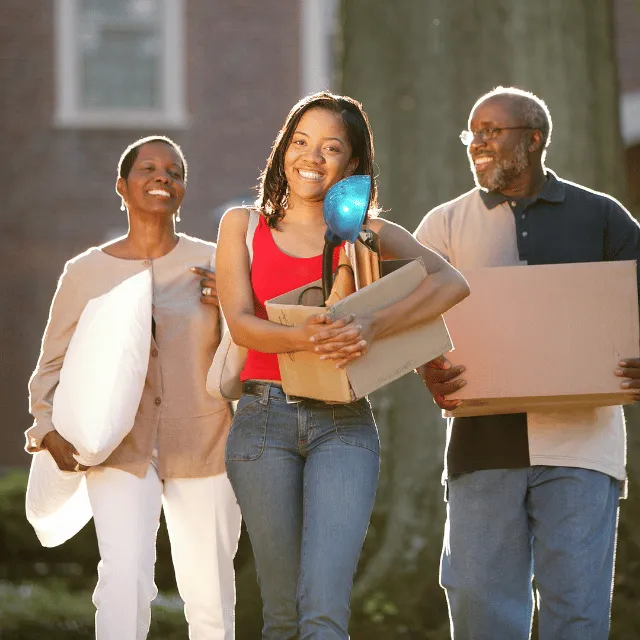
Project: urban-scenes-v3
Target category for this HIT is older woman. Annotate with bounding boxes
[27,136,241,639]
[214,92,469,639]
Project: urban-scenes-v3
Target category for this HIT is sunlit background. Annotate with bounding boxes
[2,1,640,638]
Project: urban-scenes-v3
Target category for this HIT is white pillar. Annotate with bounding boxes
[300,0,338,97]
[620,91,640,147]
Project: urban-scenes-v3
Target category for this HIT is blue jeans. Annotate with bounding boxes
[441,466,620,640]
[225,385,380,640]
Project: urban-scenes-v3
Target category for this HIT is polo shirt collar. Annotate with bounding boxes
[478,168,566,209]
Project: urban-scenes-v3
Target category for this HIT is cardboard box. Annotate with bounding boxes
[443,260,639,417]
[266,259,453,402]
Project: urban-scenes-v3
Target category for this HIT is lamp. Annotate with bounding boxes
[321,175,372,303]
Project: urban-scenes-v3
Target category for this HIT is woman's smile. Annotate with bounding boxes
[296,169,325,181]
[146,188,173,199]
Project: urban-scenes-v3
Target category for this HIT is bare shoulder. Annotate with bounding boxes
[217,207,261,264]
[365,216,446,263]
[220,206,253,236]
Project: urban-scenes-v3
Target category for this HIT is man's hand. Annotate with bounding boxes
[416,355,466,411]
[615,356,640,400]
[42,431,87,472]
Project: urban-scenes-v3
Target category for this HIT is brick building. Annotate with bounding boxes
[1,0,336,466]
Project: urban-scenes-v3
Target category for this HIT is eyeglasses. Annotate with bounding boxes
[459,127,536,146]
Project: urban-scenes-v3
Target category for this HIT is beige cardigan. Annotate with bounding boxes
[27,234,231,479]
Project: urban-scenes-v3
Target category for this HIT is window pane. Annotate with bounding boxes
[81,0,162,23]
[78,0,164,110]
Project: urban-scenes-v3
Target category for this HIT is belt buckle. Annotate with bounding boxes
[285,392,302,404]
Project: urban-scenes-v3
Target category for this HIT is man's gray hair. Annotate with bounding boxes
[473,86,553,150]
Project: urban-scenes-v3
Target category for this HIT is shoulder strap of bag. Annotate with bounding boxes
[218,208,259,335]
[208,209,262,401]
[246,209,260,264]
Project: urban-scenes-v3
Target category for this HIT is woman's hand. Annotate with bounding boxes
[190,266,219,306]
[42,431,87,472]
[310,313,374,368]
[304,313,360,347]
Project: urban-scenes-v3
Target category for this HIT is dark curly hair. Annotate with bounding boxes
[257,92,379,228]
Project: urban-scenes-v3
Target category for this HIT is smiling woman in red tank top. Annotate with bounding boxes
[215,92,469,639]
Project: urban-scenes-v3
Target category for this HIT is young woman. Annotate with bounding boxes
[27,136,241,639]
[214,92,469,639]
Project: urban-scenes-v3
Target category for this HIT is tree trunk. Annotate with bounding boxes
[339,1,630,636]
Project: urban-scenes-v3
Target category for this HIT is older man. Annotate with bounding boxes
[415,87,640,640]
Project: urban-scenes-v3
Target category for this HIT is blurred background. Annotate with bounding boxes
[1,0,640,638]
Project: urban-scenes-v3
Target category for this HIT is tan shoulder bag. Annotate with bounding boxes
[206,209,260,400]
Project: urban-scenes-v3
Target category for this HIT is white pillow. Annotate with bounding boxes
[26,450,91,547]
[52,270,152,466]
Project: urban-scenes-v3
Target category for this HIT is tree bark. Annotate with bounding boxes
[339,1,630,635]
[339,0,626,230]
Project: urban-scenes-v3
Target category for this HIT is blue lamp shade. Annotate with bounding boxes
[323,175,372,244]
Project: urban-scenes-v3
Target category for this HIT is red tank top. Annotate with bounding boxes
[241,215,342,382]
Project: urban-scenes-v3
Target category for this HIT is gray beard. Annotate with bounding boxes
[470,139,530,192]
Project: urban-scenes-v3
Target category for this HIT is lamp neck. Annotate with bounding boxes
[324,229,342,246]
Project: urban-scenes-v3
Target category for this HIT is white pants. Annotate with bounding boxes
[86,465,242,640]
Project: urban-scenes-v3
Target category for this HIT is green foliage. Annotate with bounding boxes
[7,409,640,640]
[0,470,178,592]
[362,590,399,624]
[0,581,186,639]
[0,469,186,637]
[0,470,261,638]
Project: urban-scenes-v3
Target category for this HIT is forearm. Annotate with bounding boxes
[372,269,469,340]
[27,366,60,452]
[228,312,311,354]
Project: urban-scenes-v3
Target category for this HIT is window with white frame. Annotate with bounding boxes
[55,0,186,128]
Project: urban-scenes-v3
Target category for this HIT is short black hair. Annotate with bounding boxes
[118,135,188,182]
